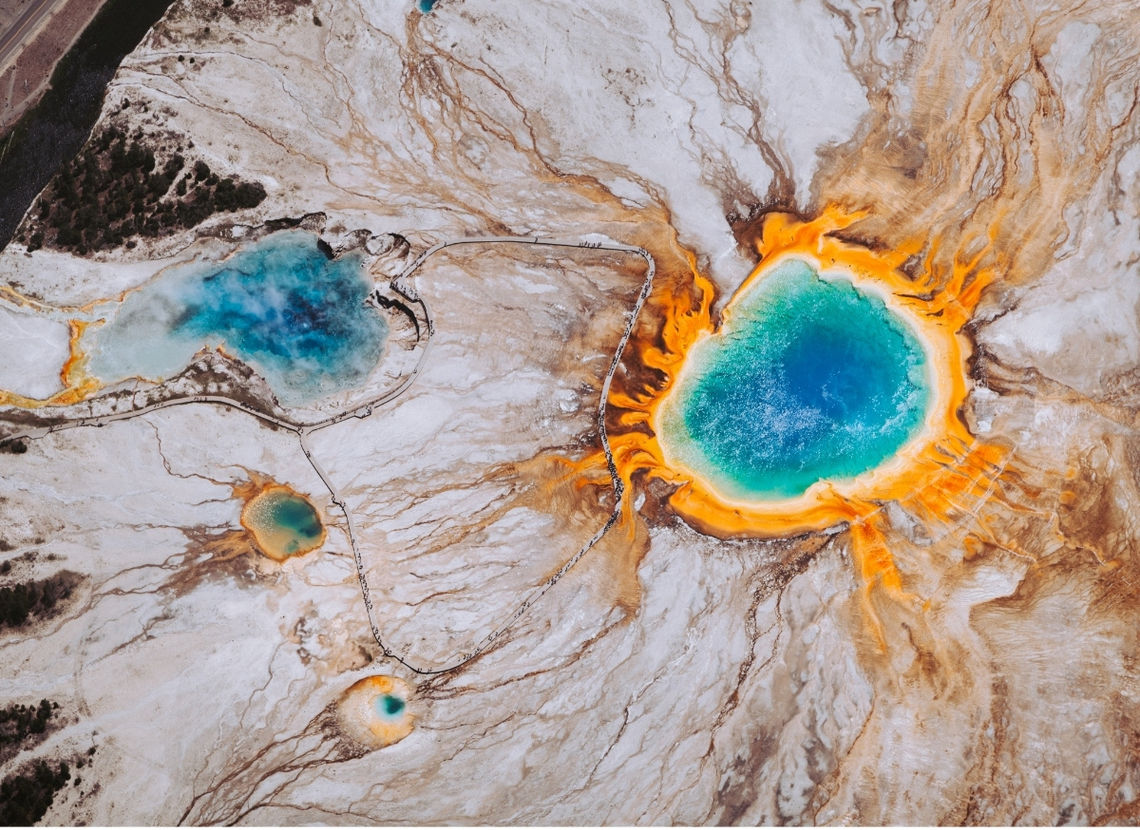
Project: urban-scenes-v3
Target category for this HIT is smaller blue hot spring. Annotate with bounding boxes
[89,231,388,406]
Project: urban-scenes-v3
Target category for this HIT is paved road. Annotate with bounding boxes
[0,0,65,73]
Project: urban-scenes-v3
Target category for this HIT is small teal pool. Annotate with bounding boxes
[418,0,437,11]
[266,493,323,553]
[374,694,407,719]
[659,259,930,501]
[89,232,387,406]
[242,486,325,560]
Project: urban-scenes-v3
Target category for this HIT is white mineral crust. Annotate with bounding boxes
[1,0,1139,825]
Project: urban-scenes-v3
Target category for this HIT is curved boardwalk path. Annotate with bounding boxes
[1,235,656,676]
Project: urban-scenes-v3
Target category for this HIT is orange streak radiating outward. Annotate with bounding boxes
[579,206,1010,642]
[0,319,102,408]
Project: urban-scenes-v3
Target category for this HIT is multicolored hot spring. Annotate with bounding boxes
[336,675,415,748]
[87,231,388,405]
[241,486,326,561]
[592,207,1003,609]
[657,258,931,502]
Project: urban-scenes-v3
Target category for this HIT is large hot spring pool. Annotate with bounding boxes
[88,232,387,406]
[658,259,932,501]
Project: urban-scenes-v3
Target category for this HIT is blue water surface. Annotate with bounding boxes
[374,694,406,719]
[418,0,437,11]
[89,232,387,406]
[265,491,323,554]
[660,259,930,500]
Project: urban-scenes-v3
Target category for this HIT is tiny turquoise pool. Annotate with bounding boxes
[374,694,407,720]
[659,259,931,501]
[88,231,387,406]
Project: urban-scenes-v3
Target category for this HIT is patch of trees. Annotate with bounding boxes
[215,0,313,24]
[20,125,267,254]
[0,759,71,825]
[0,439,28,454]
[0,700,58,749]
[0,0,177,249]
[0,572,79,630]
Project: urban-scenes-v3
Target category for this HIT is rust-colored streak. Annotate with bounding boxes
[59,319,90,387]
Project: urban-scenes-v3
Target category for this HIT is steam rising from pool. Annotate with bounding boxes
[88,231,387,406]
[659,259,931,501]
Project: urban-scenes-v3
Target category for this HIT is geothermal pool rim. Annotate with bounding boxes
[0,234,656,677]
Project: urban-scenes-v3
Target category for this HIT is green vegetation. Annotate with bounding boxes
[0,0,178,248]
[0,572,79,630]
[0,700,58,750]
[217,0,313,22]
[20,125,266,254]
[0,759,70,825]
